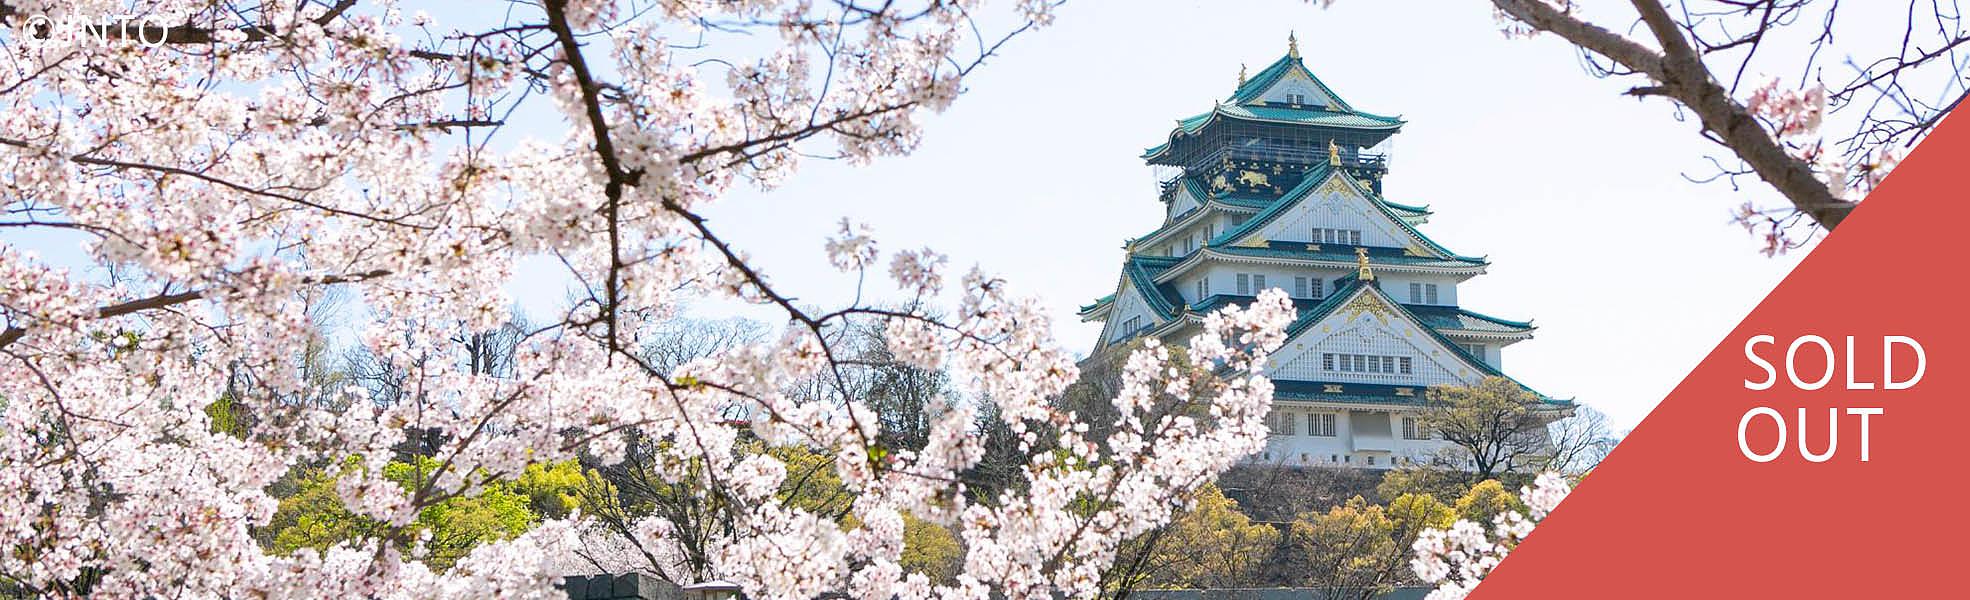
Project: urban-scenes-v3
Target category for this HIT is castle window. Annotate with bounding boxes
[1268,410,1298,435]
[1309,413,1337,437]
[1237,273,1267,296]
[1403,417,1433,440]
[1314,228,1362,245]
[1286,93,1307,105]
[1118,316,1142,339]
[1408,283,1439,304]
[1461,344,1485,361]
[1294,277,1308,298]
[1326,352,1410,375]
[1367,455,1376,466]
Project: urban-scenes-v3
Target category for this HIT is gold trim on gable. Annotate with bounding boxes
[1316,174,1354,197]
[1342,292,1395,324]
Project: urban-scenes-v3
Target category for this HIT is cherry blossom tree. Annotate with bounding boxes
[1321,1,1955,253]
[1409,473,1572,600]
[0,1,1303,598]
[1486,1,1961,252]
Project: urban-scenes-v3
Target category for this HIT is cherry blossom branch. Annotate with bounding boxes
[0,269,389,350]
[1489,0,1855,229]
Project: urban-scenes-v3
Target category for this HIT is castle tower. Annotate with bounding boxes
[1078,37,1571,469]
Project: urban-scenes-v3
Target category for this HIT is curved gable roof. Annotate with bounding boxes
[1210,166,1484,264]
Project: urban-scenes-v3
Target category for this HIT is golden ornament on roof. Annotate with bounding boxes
[1356,247,1374,281]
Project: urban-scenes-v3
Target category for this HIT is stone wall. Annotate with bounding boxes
[560,573,682,600]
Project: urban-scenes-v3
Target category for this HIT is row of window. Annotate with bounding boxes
[1265,412,1434,441]
[1116,316,1144,340]
[1174,226,1364,256]
[1323,352,1414,375]
[1312,227,1362,245]
[1163,218,1252,258]
[1268,411,1336,437]
[1201,274,1445,304]
[1257,452,1426,467]
[1215,273,1327,299]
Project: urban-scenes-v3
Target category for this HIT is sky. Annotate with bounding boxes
[633,0,1838,432]
[17,1,1913,432]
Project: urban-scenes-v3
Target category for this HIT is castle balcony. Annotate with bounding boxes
[1157,137,1393,200]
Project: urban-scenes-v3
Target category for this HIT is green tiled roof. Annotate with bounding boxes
[1381,199,1430,216]
[1142,52,1404,161]
[1207,167,1484,264]
[1133,179,1274,247]
[1216,104,1403,129]
[1187,294,1333,315]
[1214,196,1275,210]
[1078,293,1114,314]
[1210,243,1485,268]
[1404,304,1535,333]
[1272,380,1573,407]
[1123,255,1184,320]
[1140,105,1402,160]
[1231,52,1358,112]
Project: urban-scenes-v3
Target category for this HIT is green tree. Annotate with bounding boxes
[900,513,963,585]
[1421,377,1561,480]
[1452,480,1526,528]
[1104,484,1278,595]
[263,457,570,571]
[515,460,592,520]
[266,467,380,555]
[1375,465,1470,504]
[1289,493,1453,600]
[771,444,855,519]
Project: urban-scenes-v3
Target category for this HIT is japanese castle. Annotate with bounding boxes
[1078,36,1571,470]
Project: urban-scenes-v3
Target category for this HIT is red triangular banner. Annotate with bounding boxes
[1469,111,1970,598]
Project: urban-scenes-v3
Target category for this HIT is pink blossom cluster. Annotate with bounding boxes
[1409,473,1572,600]
[1746,78,1900,200]
[1745,79,1827,138]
